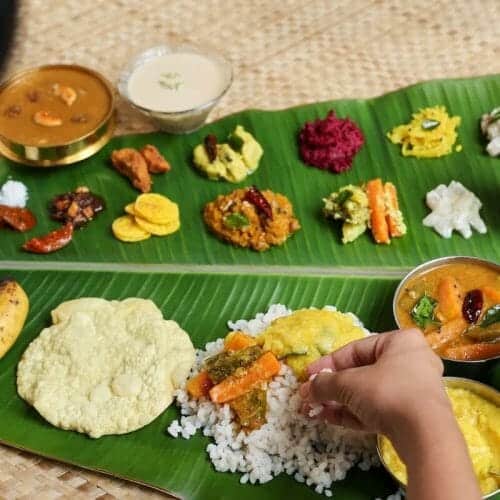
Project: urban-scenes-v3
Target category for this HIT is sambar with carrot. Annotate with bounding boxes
[395,260,500,361]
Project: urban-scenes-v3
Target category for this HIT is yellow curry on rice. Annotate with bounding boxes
[396,261,500,361]
[380,386,500,496]
[257,308,367,380]
[0,66,112,147]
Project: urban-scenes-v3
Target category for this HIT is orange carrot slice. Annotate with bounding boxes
[209,352,280,404]
[187,371,214,399]
[482,286,500,304]
[366,178,390,244]
[436,277,463,321]
[224,331,256,352]
[384,182,404,238]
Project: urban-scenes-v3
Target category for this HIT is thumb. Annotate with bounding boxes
[310,368,362,407]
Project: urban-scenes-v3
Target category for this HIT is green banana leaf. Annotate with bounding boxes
[0,74,499,267]
[0,269,498,500]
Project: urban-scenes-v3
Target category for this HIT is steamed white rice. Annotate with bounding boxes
[168,304,379,497]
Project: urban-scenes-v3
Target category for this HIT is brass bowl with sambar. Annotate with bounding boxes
[0,64,115,167]
[393,256,500,364]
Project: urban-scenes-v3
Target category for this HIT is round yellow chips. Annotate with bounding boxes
[112,215,151,242]
[124,203,136,215]
[112,193,180,243]
[135,216,180,236]
[134,193,179,225]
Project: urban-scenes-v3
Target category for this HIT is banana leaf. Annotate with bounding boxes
[0,74,499,267]
[0,269,498,499]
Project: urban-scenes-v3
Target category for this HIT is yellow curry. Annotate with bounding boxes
[380,386,500,496]
[257,308,367,380]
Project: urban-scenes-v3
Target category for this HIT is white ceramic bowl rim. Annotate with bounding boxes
[118,43,233,116]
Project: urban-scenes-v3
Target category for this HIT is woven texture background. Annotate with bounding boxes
[1,0,500,498]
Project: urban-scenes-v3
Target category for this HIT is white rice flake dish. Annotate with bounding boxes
[168,304,378,497]
[0,180,29,208]
[422,180,487,239]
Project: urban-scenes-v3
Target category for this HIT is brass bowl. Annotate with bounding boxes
[393,256,500,364]
[0,64,115,167]
[377,376,500,499]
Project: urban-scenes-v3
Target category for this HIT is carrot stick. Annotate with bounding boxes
[209,352,280,403]
[384,182,405,238]
[482,286,500,304]
[187,371,214,399]
[443,343,500,361]
[366,179,390,244]
[436,277,462,321]
[224,331,256,352]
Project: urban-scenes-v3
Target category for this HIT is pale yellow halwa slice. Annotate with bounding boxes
[134,215,180,236]
[134,193,179,225]
[112,215,151,242]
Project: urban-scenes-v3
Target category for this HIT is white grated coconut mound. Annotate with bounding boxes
[422,180,487,239]
[0,179,28,208]
[168,304,378,497]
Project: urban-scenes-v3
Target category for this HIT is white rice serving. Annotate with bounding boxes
[168,304,379,497]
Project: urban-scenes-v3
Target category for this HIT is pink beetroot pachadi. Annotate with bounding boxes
[298,110,364,173]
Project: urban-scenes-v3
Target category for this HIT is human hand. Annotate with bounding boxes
[299,329,449,441]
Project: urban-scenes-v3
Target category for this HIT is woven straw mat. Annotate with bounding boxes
[1,0,500,498]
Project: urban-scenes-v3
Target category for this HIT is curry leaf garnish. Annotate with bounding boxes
[480,304,500,328]
[224,212,250,229]
[411,294,439,328]
[336,189,353,206]
[421,119,440,131]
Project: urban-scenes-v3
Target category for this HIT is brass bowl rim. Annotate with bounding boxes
[117,43,233,116]
[0,63,116,148]
[376,376,500,499]
[392,256,500,363]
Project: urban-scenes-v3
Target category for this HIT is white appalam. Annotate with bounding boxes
[17,298,195,438]
[422,180,487,239]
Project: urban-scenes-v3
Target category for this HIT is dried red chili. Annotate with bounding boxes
[204,134,218,162]
[0,205,37,232]
[23,223,73,254]
[462,289,483,324]
[244,186,273,219]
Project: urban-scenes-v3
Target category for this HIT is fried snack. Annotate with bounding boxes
[140,144,171,173]
[134,193,179,225]
[111,148,151,193]
[112,215,151,242]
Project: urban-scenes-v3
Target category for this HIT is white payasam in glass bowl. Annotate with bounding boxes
[118,44,232,134]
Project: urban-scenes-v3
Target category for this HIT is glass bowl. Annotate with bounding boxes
[118,44,232,134]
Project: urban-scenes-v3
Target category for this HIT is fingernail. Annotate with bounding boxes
[299,382,310,398]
